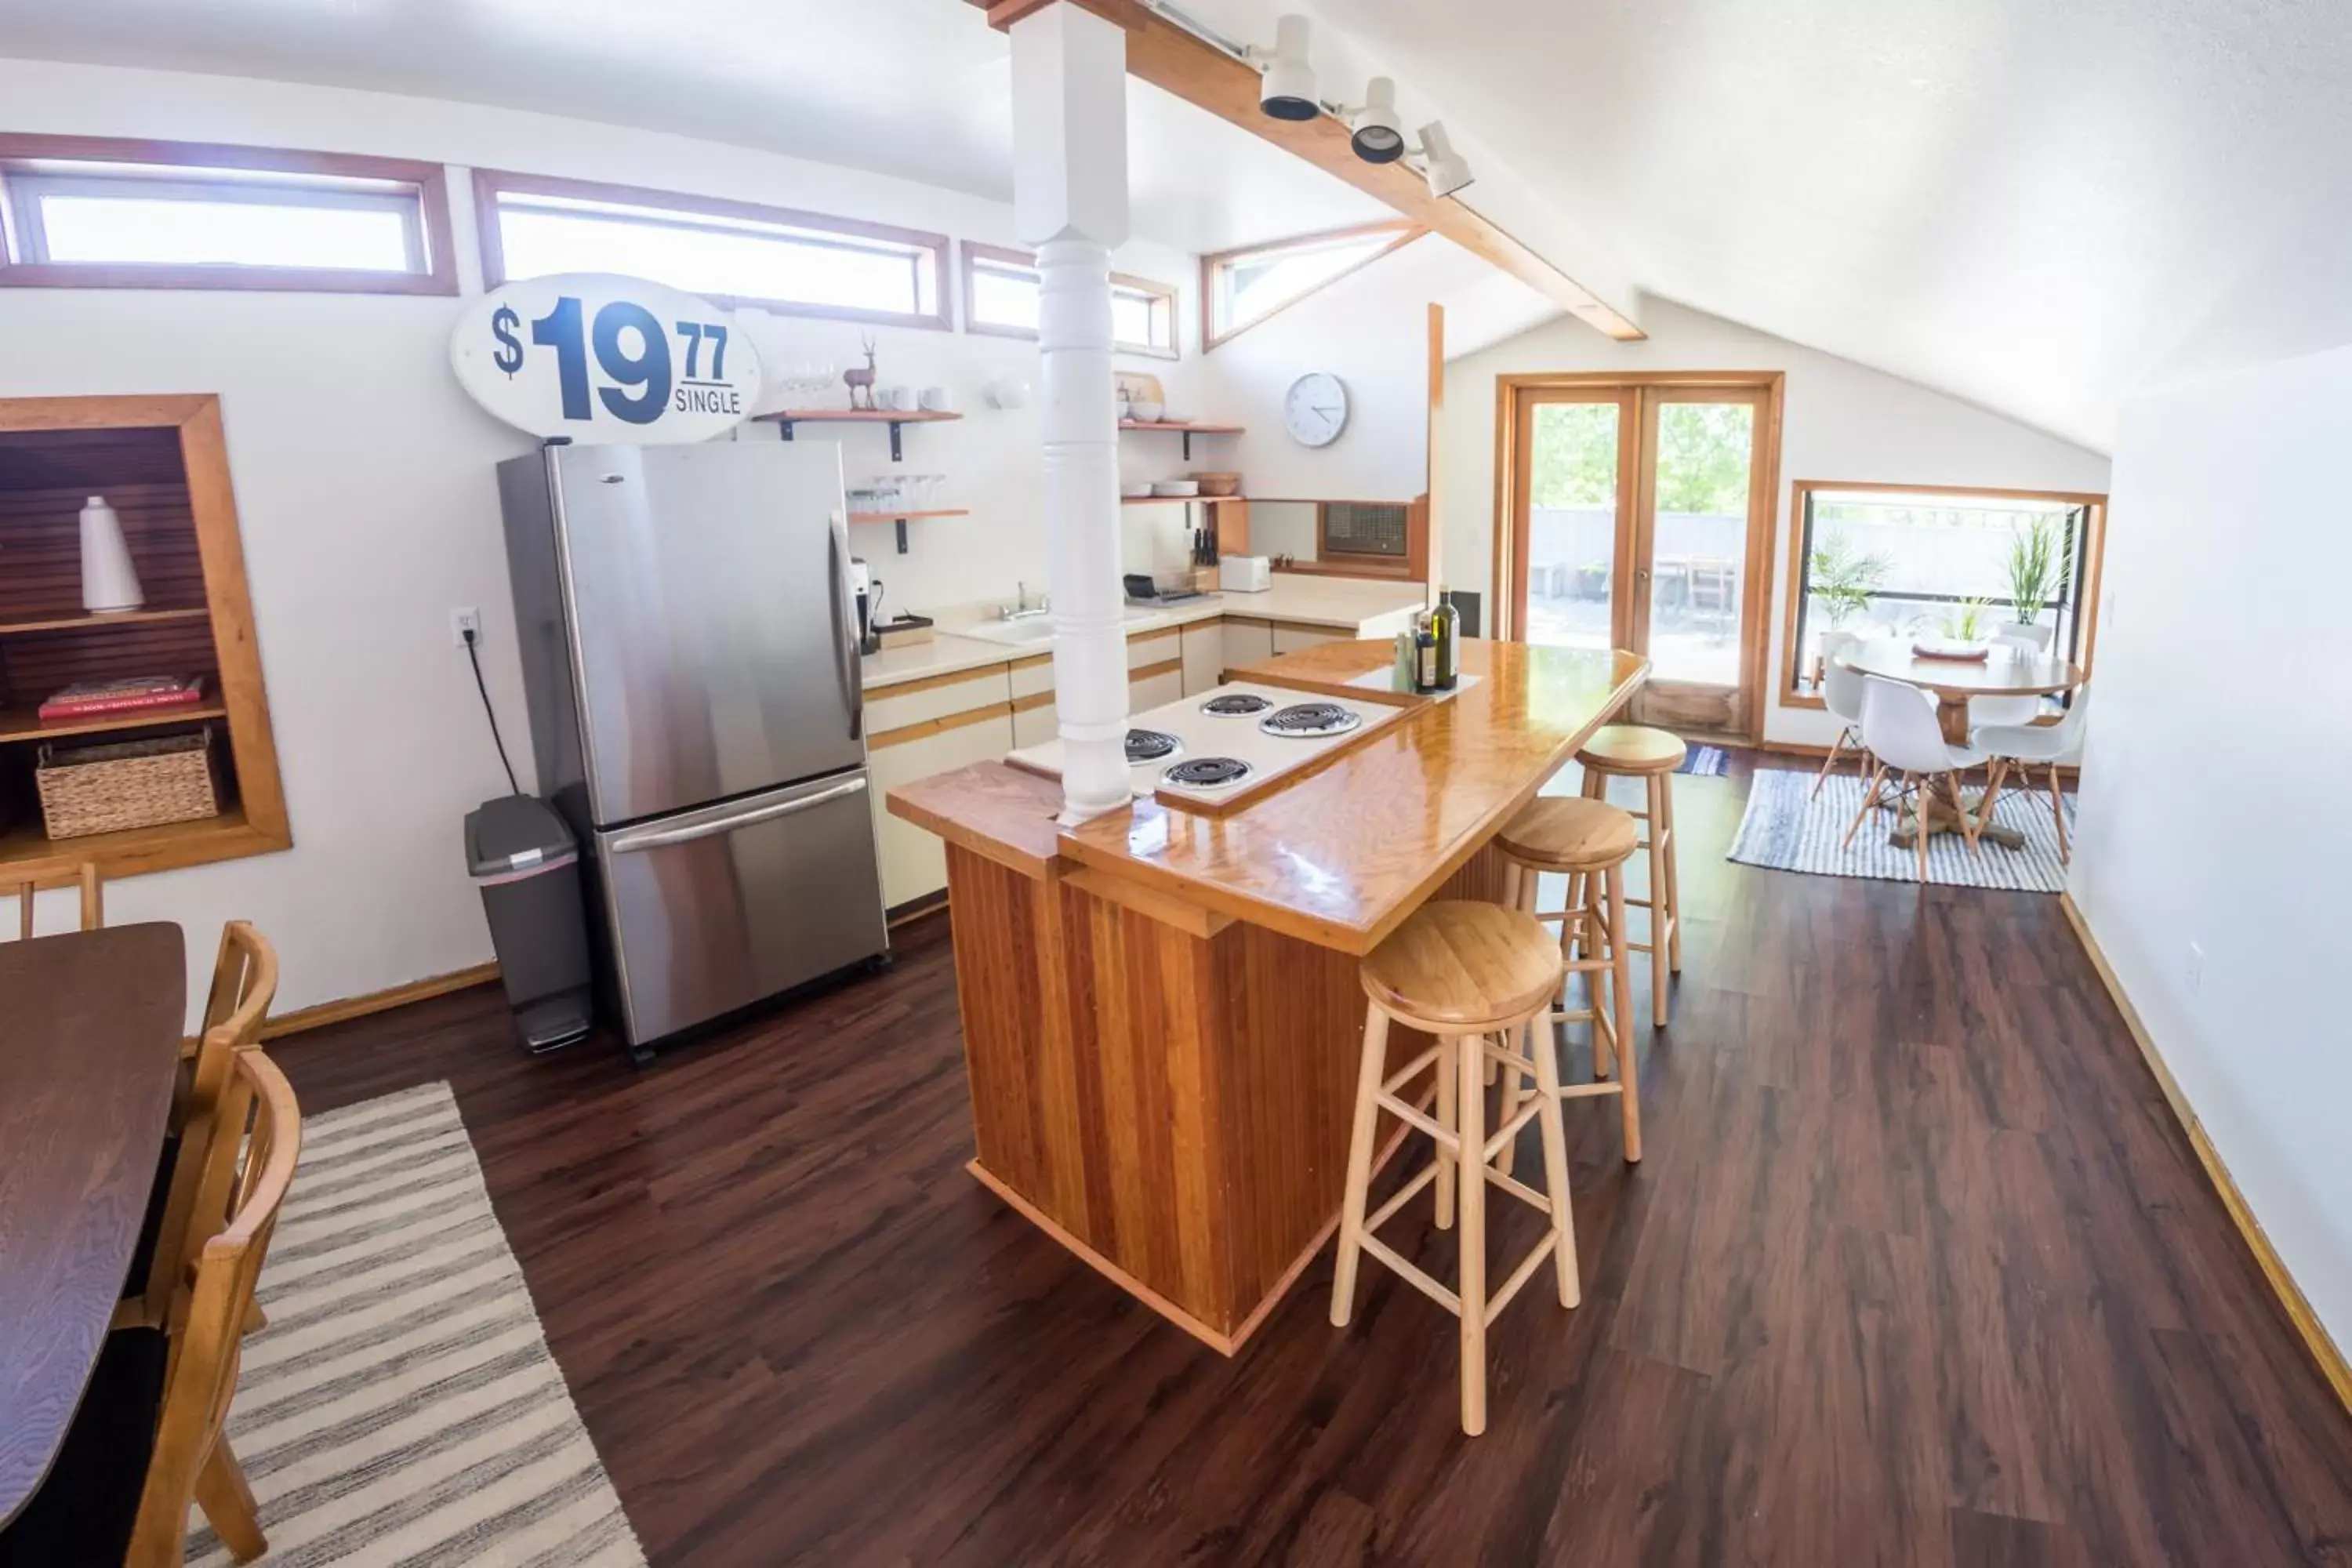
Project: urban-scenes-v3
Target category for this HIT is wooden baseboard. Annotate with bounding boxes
[263,961,500,1040]
[2058,892,2352,1417]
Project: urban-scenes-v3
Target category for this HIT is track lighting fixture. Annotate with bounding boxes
[1350,77,1406,163]
[1416,121,1475,198]
[1255,14,1318,121]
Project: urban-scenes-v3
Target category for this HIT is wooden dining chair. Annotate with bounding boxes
[9,859,104,939]
[127,1047,302,1566]
[0,1050,300,1568]
[129,923,280,1328]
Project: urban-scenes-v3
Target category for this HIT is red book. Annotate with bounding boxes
[37,675,208,721]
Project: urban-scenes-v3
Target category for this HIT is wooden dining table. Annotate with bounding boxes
[1833,639,2084,850]
[0,924,185,1527]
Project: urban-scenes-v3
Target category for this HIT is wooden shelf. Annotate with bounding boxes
[1122,495,1244,506]
[1119,419,1241,459]
[759,408,964,426]
[0,703,227,745]
[0,805,277,887]
[847,508,970,525]
[0,606,212,637]
[846,507,970,554]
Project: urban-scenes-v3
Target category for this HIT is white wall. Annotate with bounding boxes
[1441,297,2113,744]
[0,57,1196,1019]
[1185,236,1472,506]
[2068,342,2352,1356]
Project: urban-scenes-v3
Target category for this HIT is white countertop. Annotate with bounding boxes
[859,576,1426,691]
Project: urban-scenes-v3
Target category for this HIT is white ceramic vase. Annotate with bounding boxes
[79,495,143,613]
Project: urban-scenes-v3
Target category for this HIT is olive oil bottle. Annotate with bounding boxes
[1431,586,1461,690]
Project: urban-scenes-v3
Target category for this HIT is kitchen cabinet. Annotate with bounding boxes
[866,710,1014,908]
[1181,621,1223,695]
[1221,616,1274,676]
[1272,622,1345,655]
[1129,666,1183,711]
[1011,700,1056,748]
[1126,626,1181,671]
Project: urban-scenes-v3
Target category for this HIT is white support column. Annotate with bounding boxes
[1010,2,1131,824]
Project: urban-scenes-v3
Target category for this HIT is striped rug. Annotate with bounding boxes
[188,1082,644,1567]
[1727,766,2073,891]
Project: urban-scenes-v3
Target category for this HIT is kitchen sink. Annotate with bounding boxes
[955,607,1173,647]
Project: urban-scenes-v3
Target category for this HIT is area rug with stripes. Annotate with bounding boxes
[1727,766,2073,891]
[188,1081,645,1567]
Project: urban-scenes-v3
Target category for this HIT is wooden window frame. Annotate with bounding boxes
[1778,477,2111,711]
[1200,220,1423,351]
[474,168,951,332]
[0,134,458,296]
[959,240,1178,358]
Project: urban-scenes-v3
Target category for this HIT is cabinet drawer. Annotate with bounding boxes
[1126,625,1181,670]
[1272,622,1345,655]
[1008,653,1054,699]
[865,666,1013,738]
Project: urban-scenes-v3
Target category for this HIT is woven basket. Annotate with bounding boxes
[36,726,222,840]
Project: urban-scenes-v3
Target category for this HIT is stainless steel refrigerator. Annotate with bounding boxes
[496,440,886,1053]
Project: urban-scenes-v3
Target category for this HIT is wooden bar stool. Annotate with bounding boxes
[1576,725,1686,1026]
[1494,796,1642,1163]
[1330,901,1580,1436]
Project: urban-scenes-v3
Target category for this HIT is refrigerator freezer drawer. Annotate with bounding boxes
[594,771,887,1044]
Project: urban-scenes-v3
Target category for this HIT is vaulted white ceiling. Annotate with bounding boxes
[5,0,2347,448]
[1178,0,2352,451]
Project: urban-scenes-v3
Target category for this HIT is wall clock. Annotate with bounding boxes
[1283,372,1348,448]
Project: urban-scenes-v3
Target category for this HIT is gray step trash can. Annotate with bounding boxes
[464,794,594,1053]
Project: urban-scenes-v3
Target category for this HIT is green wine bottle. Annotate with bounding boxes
[1431,586,1460,690]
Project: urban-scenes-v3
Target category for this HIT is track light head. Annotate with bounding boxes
[1258,14,1319,122]
[1350,77,1406,164]
[1417,120,1474,198]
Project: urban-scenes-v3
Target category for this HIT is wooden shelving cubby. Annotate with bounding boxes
[0,396,290,889]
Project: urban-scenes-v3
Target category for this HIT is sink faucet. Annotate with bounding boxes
[1000,580,1051,621]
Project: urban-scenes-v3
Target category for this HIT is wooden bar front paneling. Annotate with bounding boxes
[895,639,1638,1352]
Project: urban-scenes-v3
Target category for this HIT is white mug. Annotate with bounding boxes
[886,385,916,411]
[919,385,953,412]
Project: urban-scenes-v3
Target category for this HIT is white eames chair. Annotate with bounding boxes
[1976,684,2091,863]
[1812,642,1872,800]
[1843,674,1989,881]
[1968,634,2045,731]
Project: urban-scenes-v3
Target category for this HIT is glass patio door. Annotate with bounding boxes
[1507,377,1778,739]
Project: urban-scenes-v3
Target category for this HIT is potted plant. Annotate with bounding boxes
[2002,515,2070,649]
[1807,530,1889,680]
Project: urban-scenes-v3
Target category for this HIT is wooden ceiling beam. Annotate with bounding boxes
[976,0,1642,340]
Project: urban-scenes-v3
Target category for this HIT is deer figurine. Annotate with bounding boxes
[843,335,879,410]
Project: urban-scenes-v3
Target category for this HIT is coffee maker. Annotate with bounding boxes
[852,557,880,655]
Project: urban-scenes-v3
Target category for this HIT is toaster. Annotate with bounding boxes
[1218,555,1272,593]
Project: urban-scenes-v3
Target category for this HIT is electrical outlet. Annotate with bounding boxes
[450,608,482,648]
[2186,941,2205,993]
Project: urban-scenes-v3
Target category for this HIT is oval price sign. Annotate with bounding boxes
[449,274,764,444]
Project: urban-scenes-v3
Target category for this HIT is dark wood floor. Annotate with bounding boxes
[279,757,2352,1566]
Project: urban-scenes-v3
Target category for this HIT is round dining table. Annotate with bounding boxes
[1832,638,2083,850]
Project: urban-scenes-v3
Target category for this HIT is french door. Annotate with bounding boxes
[1498,373,1782,738]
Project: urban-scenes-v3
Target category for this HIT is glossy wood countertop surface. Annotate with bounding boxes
[888,638,1646,954]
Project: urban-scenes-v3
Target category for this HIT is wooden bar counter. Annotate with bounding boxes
[887,638,1646,1352]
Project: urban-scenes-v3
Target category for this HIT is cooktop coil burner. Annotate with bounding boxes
[1163,756,1254,789]
[1200,692,1275,716]
[1124,728,1181,764]
[1259,702,1363,738]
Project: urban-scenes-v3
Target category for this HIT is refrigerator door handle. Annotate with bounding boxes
[829,510,864,741]
[606,775,869,855]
